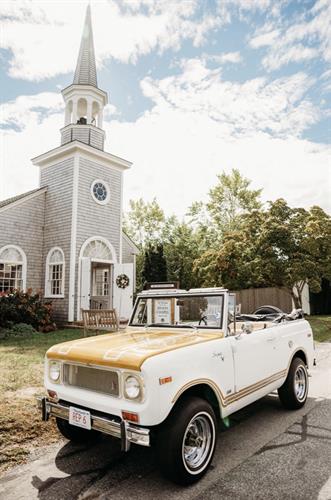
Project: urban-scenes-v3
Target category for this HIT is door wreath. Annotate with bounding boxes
[116,273,130,289]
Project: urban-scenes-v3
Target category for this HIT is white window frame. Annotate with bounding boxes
[0,244,27,292]
[90,178,110,205]
[45,247,65,298]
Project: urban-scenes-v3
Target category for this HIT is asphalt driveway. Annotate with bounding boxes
[0,342,330,500]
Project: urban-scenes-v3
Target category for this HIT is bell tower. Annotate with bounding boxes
[60,5,107,151]
[32,4,132,324]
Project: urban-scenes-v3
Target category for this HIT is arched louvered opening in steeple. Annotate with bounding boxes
[64,100,73,126]
[77,98,88,124]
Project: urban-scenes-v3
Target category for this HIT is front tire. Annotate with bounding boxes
[56,417,101,444]
[278,357,308,410]
[156,396,217,485]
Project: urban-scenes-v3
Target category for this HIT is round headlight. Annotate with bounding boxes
[49,362,61,382]
[124,375,141,399]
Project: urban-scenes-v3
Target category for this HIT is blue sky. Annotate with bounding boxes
[0,0,330,215]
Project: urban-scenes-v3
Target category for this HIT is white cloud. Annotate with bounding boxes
[249,0,331,71]
[0,93,63,129]
[0,0,223,81]
[141,59,319,137]
[108,106,331,217]
[262,45,319,71]
[207,51,242,64]
[1,63,330,217]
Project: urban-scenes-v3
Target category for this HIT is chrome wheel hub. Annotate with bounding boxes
[294,365,307,401]
[182,413,213,471]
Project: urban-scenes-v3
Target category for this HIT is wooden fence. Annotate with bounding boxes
[232,287,292,314]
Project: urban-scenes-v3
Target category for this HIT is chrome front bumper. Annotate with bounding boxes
[37,397,150,451]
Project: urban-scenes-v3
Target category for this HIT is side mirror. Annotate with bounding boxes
[241,322,253,334]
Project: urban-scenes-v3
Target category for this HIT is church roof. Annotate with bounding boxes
[0,187,46,210]
[73,5,98,87]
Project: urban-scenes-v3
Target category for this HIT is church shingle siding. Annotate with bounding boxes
[0,5,136,324]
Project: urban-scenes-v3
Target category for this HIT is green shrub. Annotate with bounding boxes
[0,289,56,332]
[0,322,37,340]
[11,323,37,335]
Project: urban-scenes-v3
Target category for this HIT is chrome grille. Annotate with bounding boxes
[63,364,119,397]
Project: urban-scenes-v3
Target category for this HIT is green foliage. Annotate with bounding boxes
[0,323,37,340]
[143,243,167,284]
[207,168,262,231]
[0,289,56,332]
[187,168,262,240]
[123,198,165,247]
[195,199,331,307]
[163,220,201,290]
[124,169,330,308]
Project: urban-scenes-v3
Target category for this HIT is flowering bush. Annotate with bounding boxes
[0,289,56,332]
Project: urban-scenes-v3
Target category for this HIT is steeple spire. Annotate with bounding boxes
[73,5,97,87]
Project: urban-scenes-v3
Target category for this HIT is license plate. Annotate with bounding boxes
[69,406,91,430]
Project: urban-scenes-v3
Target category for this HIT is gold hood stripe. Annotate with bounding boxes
[46,330,223,371]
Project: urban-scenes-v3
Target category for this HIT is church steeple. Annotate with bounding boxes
[60,5,108,151]
[73,5,97,87]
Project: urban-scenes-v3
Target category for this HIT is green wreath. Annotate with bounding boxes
[116,273,130,289]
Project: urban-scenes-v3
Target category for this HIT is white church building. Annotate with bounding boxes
[0,6,138,324]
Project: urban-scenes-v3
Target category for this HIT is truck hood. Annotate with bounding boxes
[46,329,222,371]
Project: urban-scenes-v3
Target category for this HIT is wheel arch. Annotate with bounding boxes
[171,381,223,420]
[291,348,308,367]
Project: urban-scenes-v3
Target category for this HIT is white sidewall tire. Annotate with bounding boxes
[181,411,216,476]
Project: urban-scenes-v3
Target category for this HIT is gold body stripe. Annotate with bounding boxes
[172,369,287,407]
[172,347,308,408]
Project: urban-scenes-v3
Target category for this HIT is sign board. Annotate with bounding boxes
[154,299,172,324]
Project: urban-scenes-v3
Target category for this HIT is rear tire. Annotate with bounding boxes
[56,417,101,444]
[156,396,217,485]
[278,357,308,410]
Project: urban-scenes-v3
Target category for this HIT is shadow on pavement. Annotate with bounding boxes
[30,395,330,500]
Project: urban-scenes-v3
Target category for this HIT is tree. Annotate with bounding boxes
[162,218,201,290]
[123,198,165,247]
[143,243,167,285]
[207,168,262,232]
[253,200,331,307]
[195,199,331,308]
[187,169,262,246]
[123,198,166,291]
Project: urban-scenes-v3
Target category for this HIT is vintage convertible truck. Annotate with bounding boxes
[38,288,315,484]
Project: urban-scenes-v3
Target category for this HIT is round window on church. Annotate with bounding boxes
[91,179,110,205]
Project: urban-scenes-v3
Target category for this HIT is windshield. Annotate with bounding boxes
[130,294,224,329]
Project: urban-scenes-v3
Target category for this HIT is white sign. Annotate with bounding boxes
[155,299,171,324]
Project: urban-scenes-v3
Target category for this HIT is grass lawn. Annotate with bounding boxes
[0,317,330,475]
[0,329,83,474]
[307,316,331,343]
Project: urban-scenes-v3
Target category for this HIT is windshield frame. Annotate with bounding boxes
[129,293,225,330]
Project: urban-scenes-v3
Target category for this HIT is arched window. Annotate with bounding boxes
[45,247,65,297]
[82,239,114,260]
[0,245,27,292]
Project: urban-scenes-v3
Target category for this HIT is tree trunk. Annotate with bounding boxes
[291,286,302,309]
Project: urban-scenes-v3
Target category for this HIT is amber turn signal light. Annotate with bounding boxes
[159,376,172,385]
[122,411,139,423]
[47,389,58,400]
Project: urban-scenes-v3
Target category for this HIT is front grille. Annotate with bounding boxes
[63,364,119,397]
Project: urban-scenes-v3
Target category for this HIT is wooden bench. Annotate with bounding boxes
[81,309,119,336]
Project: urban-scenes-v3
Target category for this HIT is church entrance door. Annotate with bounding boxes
[78,237,117,320]
[90,262,112,310]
